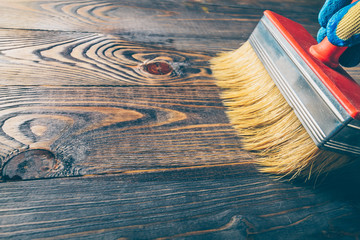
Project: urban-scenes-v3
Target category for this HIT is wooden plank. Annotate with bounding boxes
[198,0,324,13]
[0,30,213,85]
[0,86,252,181]
[0,0,321,45]
[1,29,359,87]
[1,165,360,239]
[0,0,360,239]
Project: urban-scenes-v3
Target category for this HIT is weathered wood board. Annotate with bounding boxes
[1,166,360,240]
[1,0,360,239]
[0,86,252,180]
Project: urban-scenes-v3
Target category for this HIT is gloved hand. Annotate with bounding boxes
[317,0,360,67]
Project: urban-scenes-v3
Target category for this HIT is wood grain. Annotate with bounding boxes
[0,0,323,53]
[0,86,252,180]
[0,0,360,239]
[0,0,322,32]
[0,30,213,85]
[1,165,360,239]
[1,29,358,87]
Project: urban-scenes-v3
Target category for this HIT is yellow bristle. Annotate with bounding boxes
[211,41,355,180]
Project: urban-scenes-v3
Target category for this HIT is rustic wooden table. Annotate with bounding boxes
[1,0,360,239]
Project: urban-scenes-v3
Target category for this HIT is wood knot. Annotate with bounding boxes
[144,61,172,75]
[2,149,57,181]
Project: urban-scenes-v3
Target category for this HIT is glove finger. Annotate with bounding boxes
[317,27,327,43]
[339,44,360,67]
[327,0,360,47]
[319,0,352,27]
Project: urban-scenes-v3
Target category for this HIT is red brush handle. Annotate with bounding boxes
[309,37,347,68]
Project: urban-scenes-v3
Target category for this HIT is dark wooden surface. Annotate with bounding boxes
[1,0,360,239]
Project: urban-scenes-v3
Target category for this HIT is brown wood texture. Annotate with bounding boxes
[1,0,360,239]
[1,166,360,240]
[0,30,213,85]
[0,0,323,54]
[0,0,321,35]
[0,86,251,180]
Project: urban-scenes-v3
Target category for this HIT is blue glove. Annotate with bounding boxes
[317,0,360,67]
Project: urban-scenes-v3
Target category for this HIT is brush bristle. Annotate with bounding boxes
[211,41,355,180]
